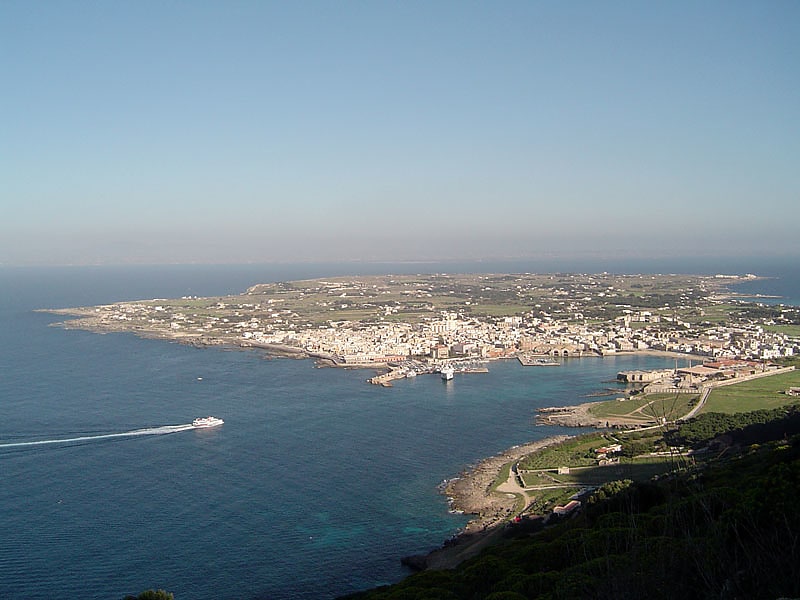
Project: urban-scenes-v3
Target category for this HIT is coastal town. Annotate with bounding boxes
[48,272,799,386]
[45,271,800,572]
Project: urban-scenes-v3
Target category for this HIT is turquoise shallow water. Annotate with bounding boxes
[0,259,795,599]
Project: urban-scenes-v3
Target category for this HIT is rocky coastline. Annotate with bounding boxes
[403,435,572,571]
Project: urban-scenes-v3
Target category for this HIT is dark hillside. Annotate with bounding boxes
[669,404,800,447]
[343,414,800,600]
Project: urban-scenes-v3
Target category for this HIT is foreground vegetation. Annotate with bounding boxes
[343,406,800,599]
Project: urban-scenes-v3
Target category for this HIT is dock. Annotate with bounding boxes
[518,355,560,367]
[369,370,406,386]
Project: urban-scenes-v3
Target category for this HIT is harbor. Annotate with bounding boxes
[369,360,490,386]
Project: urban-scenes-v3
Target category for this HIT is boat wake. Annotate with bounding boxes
[0,424,196,449]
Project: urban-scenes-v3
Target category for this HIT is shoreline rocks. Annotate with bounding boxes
[405,435,572,571]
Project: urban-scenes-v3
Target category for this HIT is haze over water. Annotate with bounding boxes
[1,259,796,599]
[2,3,798,268]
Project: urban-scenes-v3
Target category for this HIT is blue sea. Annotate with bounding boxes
[1,257,797,599]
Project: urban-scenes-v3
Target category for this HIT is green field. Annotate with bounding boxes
[588,393,698,423]
[702,369,800,413]
[470,303,531,317]
[525,487,580,515]
[519,455,680,488]
[763,324,800,337]
[684,303,739,324]
[517,434,607,470]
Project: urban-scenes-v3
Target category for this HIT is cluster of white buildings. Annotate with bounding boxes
[239,307,797,365]
[81,278,799,367]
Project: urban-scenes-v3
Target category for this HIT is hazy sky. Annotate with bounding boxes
[2,1,798,265]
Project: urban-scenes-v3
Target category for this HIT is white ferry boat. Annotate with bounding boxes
[192,416,224,428]
[441,366,454,381]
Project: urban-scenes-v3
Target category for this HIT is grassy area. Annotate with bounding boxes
[684,303,739,324]
[491,461,514,492]
[763,324,800,337]
[526,487,579,515]
[702,370,800,414]
[537,456,681,486]
[584,368,799,422]
[472,304,532,317]
[588,393,698,423]
[519,454,683,489]
[510,379,800,520]
[517,434,607,470]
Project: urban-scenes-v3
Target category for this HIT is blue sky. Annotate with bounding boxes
[2,1,798,265]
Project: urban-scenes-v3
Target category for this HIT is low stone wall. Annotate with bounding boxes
[642,386,698,394]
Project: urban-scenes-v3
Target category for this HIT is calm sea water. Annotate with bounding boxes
[0,258,796,599]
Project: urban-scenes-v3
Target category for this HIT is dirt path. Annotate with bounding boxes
[410,435,572,570]
[444,436,571,533]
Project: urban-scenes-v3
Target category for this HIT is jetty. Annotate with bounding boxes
[518,355,560,367]
[369,370,405,386]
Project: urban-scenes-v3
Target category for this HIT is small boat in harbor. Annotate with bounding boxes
[441,366,454,381]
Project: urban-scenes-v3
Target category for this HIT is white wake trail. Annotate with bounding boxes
[0,424,196,449]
